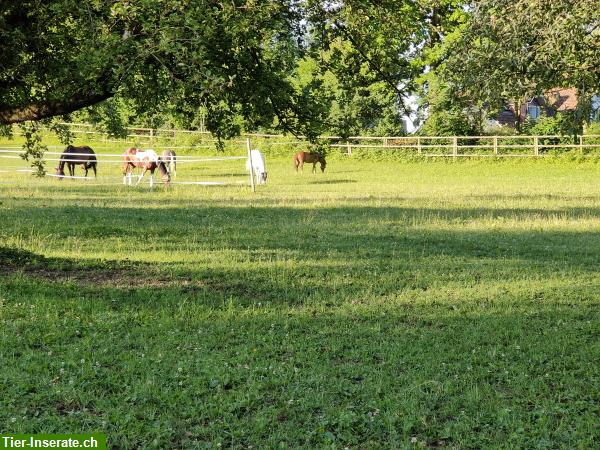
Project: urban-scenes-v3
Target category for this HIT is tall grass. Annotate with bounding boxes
[1,158,599,448]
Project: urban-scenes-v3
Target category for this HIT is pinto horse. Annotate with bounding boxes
[55,145,97,179]
[293,151,326,173]
[122,148,170,187]
[161,149,177,178]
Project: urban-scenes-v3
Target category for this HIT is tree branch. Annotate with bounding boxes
[0,90,114,125]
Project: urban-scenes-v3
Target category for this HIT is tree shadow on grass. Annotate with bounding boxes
[3,200,600,310]
[308,179,357,185]
[0,277,597,448]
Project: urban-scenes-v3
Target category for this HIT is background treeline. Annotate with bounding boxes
[1,1,599,141]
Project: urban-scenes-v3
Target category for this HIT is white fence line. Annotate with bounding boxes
[4,121,600,158]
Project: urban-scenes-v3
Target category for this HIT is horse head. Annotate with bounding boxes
[319,155,327,172]
[157,158,171,186]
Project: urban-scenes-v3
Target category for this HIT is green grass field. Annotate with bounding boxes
[1,155,599,449]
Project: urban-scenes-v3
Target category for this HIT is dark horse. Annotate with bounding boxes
[122,148,170,187]
[293,151,326,173]
[55,145,97,179]
[161,149,177,178]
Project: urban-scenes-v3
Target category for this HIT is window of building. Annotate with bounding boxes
[527,103,541,120]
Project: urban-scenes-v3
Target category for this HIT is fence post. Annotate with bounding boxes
[579,135,584,155]
[417,137,421,155]
[150,128,154,144]
[493,136,498,155]
[452,136,458,158]
[534,136,539,156]
[346,141,352,156]
[246,137,255,192]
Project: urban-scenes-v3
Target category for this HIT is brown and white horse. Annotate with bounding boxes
[122,148,170,187]
[55,145,97,179]
[293,151,326,173]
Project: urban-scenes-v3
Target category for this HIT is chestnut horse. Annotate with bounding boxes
[293,151,326,173]
[122,148,170,187]
[55,145,97,179]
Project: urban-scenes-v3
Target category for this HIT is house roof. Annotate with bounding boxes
[544,87,578,111]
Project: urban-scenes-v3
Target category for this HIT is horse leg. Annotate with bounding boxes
[136,168,146,185]
[93,164,97,178]
[312,162,317,174]
[149,170,154,188]
[68,163,75,178]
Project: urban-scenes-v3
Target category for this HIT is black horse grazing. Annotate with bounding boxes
[55,145,97,179]
[293,151,326,173]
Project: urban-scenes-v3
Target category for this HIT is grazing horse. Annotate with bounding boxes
[246,149,267,184]
[122,148,170,187]
[293,151,326,173]
[161,149,177,178]
[55,145,97,179]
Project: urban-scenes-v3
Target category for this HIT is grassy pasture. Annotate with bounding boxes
[1,155,599,449]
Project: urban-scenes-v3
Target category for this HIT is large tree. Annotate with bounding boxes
[0,1,315,137]
[442,0,600,132]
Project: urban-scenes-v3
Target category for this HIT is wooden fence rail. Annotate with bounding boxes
[8,122,600,157]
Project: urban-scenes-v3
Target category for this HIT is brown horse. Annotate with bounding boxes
[293,151,326,173]
[55,145,97,179]
[122,148,170,187]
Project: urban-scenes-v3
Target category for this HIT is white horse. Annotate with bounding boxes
[246,149,267,184]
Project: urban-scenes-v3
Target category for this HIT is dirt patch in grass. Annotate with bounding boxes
[0,246,192,288]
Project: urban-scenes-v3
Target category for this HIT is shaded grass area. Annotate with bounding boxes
[1,159,600,448]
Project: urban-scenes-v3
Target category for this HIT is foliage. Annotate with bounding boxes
[522,112,581,137]
[417,77,483,136]
[0,1,313,133]
[443,0,600,133]
[17,122,47,177]
[585,122,600,135]
[413,1,477,136]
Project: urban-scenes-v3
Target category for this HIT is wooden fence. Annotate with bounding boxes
[11,123,600,157]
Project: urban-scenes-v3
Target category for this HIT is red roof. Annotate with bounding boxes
[545,88,578,111]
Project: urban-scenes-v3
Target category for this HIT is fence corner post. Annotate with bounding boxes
[246,137,255,192]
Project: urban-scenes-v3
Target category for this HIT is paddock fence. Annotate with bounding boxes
[6,123,600,158]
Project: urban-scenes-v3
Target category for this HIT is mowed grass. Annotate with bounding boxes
[1,156,599,449]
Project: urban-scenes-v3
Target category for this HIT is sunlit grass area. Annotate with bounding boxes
[1,157,599,448]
